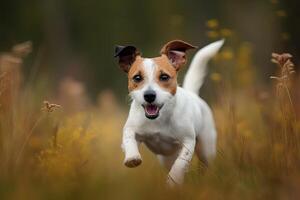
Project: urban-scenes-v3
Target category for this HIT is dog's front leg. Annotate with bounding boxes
[122,127,142,168]
[167,138,195,186]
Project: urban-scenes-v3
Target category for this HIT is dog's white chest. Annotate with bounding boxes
[136,132,181,155]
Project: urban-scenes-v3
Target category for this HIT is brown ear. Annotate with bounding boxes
[160,40,197,71]
[114,45,140,73]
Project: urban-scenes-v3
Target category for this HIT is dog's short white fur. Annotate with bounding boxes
[120,40,224,185]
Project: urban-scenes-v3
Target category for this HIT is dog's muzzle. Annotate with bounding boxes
[142,104,163,119]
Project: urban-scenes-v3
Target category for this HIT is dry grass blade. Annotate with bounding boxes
[42,101,62,113]
[270,52,296,111]
[16,101,62,164]
[11,41,32,58]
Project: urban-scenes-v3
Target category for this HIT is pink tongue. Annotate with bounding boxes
[145,105,158,115]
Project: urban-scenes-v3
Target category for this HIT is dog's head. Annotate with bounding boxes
[115,40,197,120]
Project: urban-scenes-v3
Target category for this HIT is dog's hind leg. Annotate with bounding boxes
[195,128,217,166]
[195,103,217,166]
[195,124,217,166]
[195,140,207,167]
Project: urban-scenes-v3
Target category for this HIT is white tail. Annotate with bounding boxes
[182,39,224,94]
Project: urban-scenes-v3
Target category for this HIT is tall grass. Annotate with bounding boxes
[0,40,299,200]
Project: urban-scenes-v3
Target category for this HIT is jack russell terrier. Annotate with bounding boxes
[114,39,224,186]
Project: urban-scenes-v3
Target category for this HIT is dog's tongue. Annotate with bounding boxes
[145,104,159,116]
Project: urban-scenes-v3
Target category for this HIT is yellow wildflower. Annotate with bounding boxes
[210,73,222,82]
[221,49,234,60]
[206,31,219,39]
[220,28,233,38]
[276,10,287,17]
[206,19,219,29]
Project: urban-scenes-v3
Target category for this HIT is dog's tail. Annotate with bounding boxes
[182,39,224,94]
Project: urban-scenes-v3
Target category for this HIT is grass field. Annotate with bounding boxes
[0,40,299,200]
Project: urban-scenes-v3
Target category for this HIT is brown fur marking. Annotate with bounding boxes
[128,56,145,92]
[153,55,177,95]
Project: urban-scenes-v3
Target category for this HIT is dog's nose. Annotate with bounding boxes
[144,90,156,103]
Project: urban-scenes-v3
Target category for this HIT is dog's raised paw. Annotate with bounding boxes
[124,156,142,168]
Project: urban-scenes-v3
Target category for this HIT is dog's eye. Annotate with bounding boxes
[132,75,143,83]
[159,74,170,82]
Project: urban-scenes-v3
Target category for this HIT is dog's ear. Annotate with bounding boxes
[114,45,140,73]
[160,40,197,71]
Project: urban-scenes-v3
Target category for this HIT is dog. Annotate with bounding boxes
[114,39,224,186]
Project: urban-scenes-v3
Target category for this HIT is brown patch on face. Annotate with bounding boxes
[127,56,146,92]
[153,55,178,95]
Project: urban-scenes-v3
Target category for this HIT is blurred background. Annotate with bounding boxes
[0,0,300,199]
[0,0,299,101]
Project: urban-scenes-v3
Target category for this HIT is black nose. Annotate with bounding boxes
[144,90,156,103]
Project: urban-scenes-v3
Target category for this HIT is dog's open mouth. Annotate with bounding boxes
[142,104,162,119]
